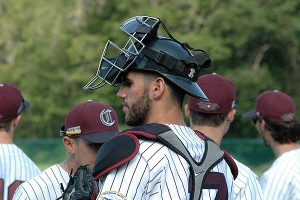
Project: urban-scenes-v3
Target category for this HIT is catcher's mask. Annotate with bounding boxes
[83,16,211,99]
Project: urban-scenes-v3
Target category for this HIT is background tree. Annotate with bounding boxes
[0,0,299,138]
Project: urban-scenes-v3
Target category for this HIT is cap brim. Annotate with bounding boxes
[242,109,256,119]
[80,130,119,144]
[18,99,30,114]
[163,74,208,100]
[23,100,30,110]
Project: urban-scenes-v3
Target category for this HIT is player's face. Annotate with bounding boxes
[117,71,152,126]
[255,119,270,147]
[74,138,100,171]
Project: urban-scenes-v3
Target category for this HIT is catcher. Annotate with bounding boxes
[13,100,119,200]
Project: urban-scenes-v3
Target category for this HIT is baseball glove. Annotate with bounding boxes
[57,165,95,200]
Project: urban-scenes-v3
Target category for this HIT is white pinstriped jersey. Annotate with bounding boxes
[12,164,69,200]
[260,148,300,200]
[97,124,235,200]
[0,144,41,200]
[233,159,263,200]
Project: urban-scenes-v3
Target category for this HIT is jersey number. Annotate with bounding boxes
[0,179,23,200]
[202,172,228,200]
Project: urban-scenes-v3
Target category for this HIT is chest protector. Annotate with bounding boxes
[93,123,238,200]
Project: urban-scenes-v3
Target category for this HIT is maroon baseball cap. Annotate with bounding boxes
[60,100,119,143]
[0,83,30,122]
[188,73,237,113]
[242,90,296,124]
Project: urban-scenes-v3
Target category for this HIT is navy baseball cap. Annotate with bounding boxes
[242,90,296,124]
[60,100,119,143]
[188,73,237,114]
[0,83,30,122]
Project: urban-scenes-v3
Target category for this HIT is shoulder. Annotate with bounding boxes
[233,159,261,185]
[11,144,40,169]
[14,164,69,199]
[234,159,258,179]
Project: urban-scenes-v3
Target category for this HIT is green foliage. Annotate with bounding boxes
[0,0,299,138]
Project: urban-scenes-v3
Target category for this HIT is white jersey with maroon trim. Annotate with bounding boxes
[12,164,69,200]
[97,124,234,200]
[0,144,41,200]
[233,159,263,200]
[260,148,300,200]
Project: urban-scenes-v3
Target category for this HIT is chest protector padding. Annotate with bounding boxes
[93,123,237,200]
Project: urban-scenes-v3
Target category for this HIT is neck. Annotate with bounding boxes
[148,103,186,125]
[0,130,14,144]
[190,124,224,145]
[60,159,78,175]
[272,142,300,157]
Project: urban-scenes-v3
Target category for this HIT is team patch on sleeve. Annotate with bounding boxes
[100,191,127,200]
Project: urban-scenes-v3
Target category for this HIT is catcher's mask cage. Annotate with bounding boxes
[83,16,211,99]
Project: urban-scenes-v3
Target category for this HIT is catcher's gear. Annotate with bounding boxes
[57,165,95,200]
[83,16,211,99]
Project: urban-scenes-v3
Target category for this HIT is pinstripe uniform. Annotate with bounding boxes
[260,148,300,200]
[97,124,235,200]
[0,144,41,200]
[12,164,69,200]
[233,159,263,200]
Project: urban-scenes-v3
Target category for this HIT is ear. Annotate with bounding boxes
[184,104,191,118]
[62,137,76,154]
[12,115,21,128]
[151,77,166,99]
[227,109,236,122]
[260,119,268,131]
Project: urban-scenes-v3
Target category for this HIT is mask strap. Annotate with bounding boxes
[161,22,206,53]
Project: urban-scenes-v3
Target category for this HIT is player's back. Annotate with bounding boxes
[260,148,300,200]
[233,159,263,200]
[12,164,69,200]
[0,144,41,200]
[99,124,235,199]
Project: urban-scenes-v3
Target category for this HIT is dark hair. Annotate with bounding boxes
[265,120,300,144]
[189,109,228,127]
[0,121,12,132]
[141,70,185,106]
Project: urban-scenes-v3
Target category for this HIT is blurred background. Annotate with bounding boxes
[1,0,299,176]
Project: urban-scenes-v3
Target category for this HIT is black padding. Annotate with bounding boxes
[93,135,137,178]
[125,123,170,136]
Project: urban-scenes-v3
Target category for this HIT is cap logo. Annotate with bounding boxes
[197,102,219,111]
[188,68,195,78]
[100,109,115,126]
[281,113,295,122]
[66,126,81,135]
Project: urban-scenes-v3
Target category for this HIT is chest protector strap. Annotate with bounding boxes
[93,123,237,200]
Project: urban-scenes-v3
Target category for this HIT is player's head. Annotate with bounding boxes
[60,100,119,170]
[242,90,300,144]
[185,73,237,127]
[0,83,30,131]
[60,100,119,144]
[83,16,211,99]
[242,90,296,124]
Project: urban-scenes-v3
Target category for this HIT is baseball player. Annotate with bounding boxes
[12,100,119,200]
[84,16,236,199]
[184,73,263,200]
[242,90,300,200]
[0,83,41,200]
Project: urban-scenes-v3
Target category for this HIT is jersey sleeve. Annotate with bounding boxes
[12,184,31,200]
